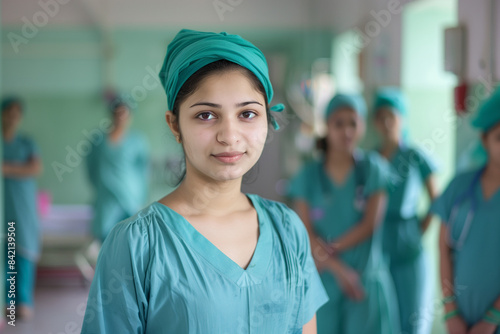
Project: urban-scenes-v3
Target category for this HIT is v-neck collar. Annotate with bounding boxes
[478,177,500,203]
[320,158,354,189]
[152,193,272,286]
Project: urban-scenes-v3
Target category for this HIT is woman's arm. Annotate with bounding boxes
[421,175,438,233]
[294,200,344,269]
[294,200,364,300]
[439,224,468,334]
[303,314,317,334]
[330,192,387,253]
[2,156,42,178]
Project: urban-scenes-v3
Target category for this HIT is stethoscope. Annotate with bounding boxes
[447,167,484,250]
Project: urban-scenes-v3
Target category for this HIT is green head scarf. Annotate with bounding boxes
[1,96,23,114]
[373,87,407,116]
[472,86,500,132]
[325,93,366,120]
[158,29,283,129]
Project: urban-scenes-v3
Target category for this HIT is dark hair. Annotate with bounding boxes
[169,59,270,186]
[1,96,23,114]
[316,137,328,153]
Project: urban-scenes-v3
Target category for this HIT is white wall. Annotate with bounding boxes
[458,0,500,84]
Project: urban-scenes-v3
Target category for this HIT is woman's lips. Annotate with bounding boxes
[212,151,245,163]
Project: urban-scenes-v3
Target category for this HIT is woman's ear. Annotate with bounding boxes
[165,110,181,143]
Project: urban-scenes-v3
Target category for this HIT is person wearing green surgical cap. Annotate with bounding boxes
[288,92,400,334]
[2,96,42,321]
[432,86,500,334]
[82,29,327,334]
[85,98,150,242]
[372,87,438,334]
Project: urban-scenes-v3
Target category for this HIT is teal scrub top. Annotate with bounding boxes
[3,134,41,261]
[81,194,328,334]
[431,168,500,331]
[86,130,149,238]
[288,151,390,274]
[382,146,436,263]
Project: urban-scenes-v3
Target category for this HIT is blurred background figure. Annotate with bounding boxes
[75,98,150,280]
[288,93,400,334]
[2,96,43,321]
[433,87,500,334]
[85,97,150,243]
[373,87,438,334]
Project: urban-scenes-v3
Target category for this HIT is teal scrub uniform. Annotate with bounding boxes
[86,130,149,241]
[81,194,329,333]
[3,134,41,306]
[431,168,500,333]
[288,150,400,334]
[381,145,436,334]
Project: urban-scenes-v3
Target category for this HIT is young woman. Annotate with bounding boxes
[373,88,437,334]
[81,29,328,334]
[432,87,500,334]
[288,93,400,334]
[2,97,42,320]
[85,99,150,242]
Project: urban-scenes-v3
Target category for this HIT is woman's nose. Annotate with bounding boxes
[216,117,240,145]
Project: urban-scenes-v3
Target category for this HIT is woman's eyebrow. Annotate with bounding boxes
[190,102,221,108]
[190,101,263,108]
[236,101,263,107]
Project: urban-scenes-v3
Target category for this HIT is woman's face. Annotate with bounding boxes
[112,105,131,127]
[483,122,500,168]
[170,69,268,182]
[326,107,364,154]
[374,107,401,141]
[2,103,23,132]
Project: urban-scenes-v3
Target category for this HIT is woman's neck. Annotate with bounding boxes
[325,149,353,169]
[380,137,399,159]
[2,127,16,141]
[174,168,247,217]
[483,160,500,181]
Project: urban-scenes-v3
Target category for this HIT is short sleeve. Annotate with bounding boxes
[411,148,438,181]
[81,217,151,333]
[285,207,329,326]
[364,152,391,196]
[287,163,314,201]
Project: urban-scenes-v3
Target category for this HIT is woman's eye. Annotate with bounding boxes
[196,112,215,120]
[240,111,257,119]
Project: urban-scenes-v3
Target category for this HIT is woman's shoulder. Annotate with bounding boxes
[104,203,165,245]
[445,168,481,192]
[249,194,307,244]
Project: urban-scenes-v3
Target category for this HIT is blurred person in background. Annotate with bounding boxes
[85,98,150,243]
[2,96,43,321]
[288,93,400,334]
[372,87,437,334]
[432,87,500,334]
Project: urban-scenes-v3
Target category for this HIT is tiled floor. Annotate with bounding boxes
[1,277,90,334]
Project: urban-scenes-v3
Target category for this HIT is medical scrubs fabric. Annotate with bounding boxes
[86,131,149,241]
[288,150,400,334]
[3,134,40,306]
[431,168,500,333]
[81,194,328,334]
[382,146,436,334]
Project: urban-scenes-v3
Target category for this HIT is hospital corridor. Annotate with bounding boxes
[1,0,500,333]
